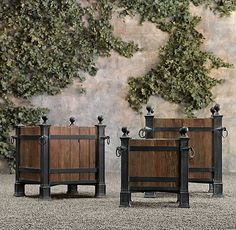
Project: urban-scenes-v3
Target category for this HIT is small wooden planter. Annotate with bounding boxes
[13,116,109,199]
[139,104,227,197]
[116,127,190,208]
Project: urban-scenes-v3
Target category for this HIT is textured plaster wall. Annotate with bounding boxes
[30,6,236,172]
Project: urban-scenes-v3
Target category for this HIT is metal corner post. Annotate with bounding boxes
[179,130,190,208]
[144,109,154,139]
[14,123,25,197]
[119,133,131,207]
[95,122,106,197]
[144,107,155,198]
[39,123,51,200]
[212,114,223,197]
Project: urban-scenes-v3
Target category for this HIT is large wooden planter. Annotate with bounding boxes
[116,127,190,208]
[139,104,227,197]
[14,116,109,199]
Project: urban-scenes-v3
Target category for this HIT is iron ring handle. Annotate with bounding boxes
[101,136,110,145]
[116,146,127,157]
[138,128,146,138]
[10,136,17,144]
[221,127,228,138]
[39,135,48,145]
[188,146,195,159]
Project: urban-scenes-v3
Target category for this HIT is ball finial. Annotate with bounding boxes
[69,117,76,125]
[42,115,48,124]
[214,104,220,114]
[179,126,188,136]
[210,107,215,115]
[97,115,104,124]
[121,127,129,136]
[146,105,154,115]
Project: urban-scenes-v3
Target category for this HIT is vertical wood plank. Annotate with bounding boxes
[79,127,90,181]
[19,127,40,181]
[89,127,96,180]
[70,126,80,181]
[49,126,60,182]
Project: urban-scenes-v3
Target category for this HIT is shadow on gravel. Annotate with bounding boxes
[130,200,179,209]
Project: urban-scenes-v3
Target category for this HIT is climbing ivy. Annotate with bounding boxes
[0,102,48,172]
[0,0,138,99]
[117,0,235,116]
[0,0,236,170]
[0,0,138,170]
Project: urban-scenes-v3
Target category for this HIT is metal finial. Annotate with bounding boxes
[69,117,75,126]
[179,126,188,136]
[146,105,154,115]
[16,117,22,125]
[214,104,220,115]
[42,115,48,124]
[121,127,129,136]
[210,107,215,115]
[97,115,104,124]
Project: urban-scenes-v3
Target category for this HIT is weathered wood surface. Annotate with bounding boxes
[129,139,180,188]
[154,118,213,181]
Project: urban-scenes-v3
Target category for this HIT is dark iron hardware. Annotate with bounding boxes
[188,147,195,159]
[138,126,152,138]
[39,135,48,145]
[69,117,76,126]
[101,136,110,145]
[116,146,127,157]
[10,136,17,144]
[216,127,228,138]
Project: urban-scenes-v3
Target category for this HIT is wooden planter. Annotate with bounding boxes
[139,104,227,197]
[14,116,109,199]
[116,127,190,208]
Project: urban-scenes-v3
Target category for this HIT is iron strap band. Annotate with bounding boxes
[18,135,97,140]
[189,178,213,183]
[19,167,41,173]
[130,187,179,192]
[18,135,41,140]
[50,168,97,174]
[130,146,178,152]
[129,176,179,182]
[18,167,98,174]
[189,167,214,172]
[50,135,96,140]
[17,180,98,185]
[153,127,212,132]
[50,180,97,185]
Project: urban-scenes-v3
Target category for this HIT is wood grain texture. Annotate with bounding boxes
[49,126,97,183]
[154,118,213,181]
[129,139,180,188]
[19,127,40,181]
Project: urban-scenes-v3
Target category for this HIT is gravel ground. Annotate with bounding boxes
[0,173,236,230]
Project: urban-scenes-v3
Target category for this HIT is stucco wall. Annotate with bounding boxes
[30,6,236,172]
